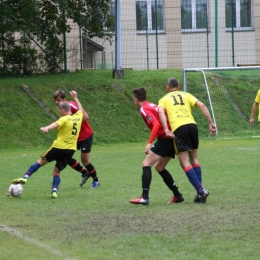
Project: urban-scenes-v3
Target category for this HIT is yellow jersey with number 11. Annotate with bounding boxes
[158,91,198,132]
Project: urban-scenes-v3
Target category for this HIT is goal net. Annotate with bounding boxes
[182,66,260,138]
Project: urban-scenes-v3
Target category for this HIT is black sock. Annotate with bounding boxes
[86,163,98,182]
[158,169,181,197]
[68,158,88,175]
[142,166,152,199]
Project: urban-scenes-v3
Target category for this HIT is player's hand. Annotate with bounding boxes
[165,129,175,138]
[144,143,152,154]
[250,118,254,126]
[210,123,217,135]
[70,90,77,98]
[40,127,48,133]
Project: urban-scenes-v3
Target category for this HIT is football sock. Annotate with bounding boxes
[23,162,41,178]
[158,169,181,197]
[52,174,61,191]
[142,166,152,199]
[192,163,202,183]
[184,166,203,194]
[86,163,99,182]
[68,158,88,175]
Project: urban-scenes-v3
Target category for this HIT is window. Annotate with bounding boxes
[225,0,252,30]
[108,0,116,32]
[136,0,164,33]
[181,0,208,32]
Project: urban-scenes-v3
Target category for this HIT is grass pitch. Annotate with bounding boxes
[1,138,260,260]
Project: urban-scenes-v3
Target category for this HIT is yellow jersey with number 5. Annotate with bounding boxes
[158,91,197,132]
[52,110,83,150]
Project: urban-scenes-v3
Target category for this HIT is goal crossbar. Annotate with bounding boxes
[182,66,260,91]
[182,66,260,137]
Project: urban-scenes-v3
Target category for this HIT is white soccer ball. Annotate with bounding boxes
[9,184,23,197]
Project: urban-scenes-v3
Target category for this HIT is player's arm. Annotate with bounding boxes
[250,101,258,126]
[144,120,160,154]
[40,122,59,133]
[82,110,89,122]
[70,90,89,122]
[70,91,83,111]
[195,100,217,135]
[158,106,175,138]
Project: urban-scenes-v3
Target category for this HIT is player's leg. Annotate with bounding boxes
[67,157,89,177]
[155,157,184,204]
[189,149,202,183]
[177,151,202,192]
[12,153,49,184]
[79,136,99,188]
[51,166,61,199]
[129,151,161,205]
[51,149,74,198]
[189,149,209,203]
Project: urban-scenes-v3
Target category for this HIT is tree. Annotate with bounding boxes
[0,0,114,75]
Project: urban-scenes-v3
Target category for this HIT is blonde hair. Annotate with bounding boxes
[58,101,70,112]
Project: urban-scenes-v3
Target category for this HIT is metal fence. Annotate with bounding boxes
[64,0,260,72]
[2,1,260,73]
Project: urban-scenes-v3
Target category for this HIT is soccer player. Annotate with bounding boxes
[129,88,184,205]
[12,91,83,198]
[158,78,217,203]
[53,90,99,188]
[249,89,260,126]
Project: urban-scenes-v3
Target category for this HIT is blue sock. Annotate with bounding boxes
[193,164,202,183]
[24,162,41,178]
[52,175,61,192]
[184,166,203,194]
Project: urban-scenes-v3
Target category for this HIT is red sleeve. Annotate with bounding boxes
[68,101,78,114]
[148,120,160,144]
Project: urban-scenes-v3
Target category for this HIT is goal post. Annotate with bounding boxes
[182,66,260,138]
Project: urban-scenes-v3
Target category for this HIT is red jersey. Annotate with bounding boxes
[140,101,168,143]
[68,101,94,141]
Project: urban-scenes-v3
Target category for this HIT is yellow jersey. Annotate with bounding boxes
[158,91,197,132]
[52,110,83,150]
[254,89,260,122]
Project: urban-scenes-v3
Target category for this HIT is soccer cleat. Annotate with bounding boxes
[199,189,209,203]
[79,173,91,187]
[90,181,100,188]
[129,196,149,205]
[12,178,27,185]
[51,192,58,199]
[193,194,200,203]
[167,194,184,204]
[194,189,210,203]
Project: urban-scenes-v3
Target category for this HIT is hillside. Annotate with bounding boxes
[0,69,259,149]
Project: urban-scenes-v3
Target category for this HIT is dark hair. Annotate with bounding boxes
[133,88,146,102]
[53,90,66,99]
[58,101,70,112]
[167,78,179,88]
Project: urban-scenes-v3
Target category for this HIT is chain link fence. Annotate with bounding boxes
[1,1,260,73]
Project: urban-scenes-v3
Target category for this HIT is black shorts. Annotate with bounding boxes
[77,135,93,153]
[173,124,199,154]
[41,147,75,171]
[151,137,175,158]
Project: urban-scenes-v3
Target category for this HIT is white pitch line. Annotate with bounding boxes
[238,148,259,151]
[0,224,75,260]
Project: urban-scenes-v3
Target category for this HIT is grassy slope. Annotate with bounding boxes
[0,69,260,149]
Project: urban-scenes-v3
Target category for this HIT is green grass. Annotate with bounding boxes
[2,68,260,149]
[1,138,260,259]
